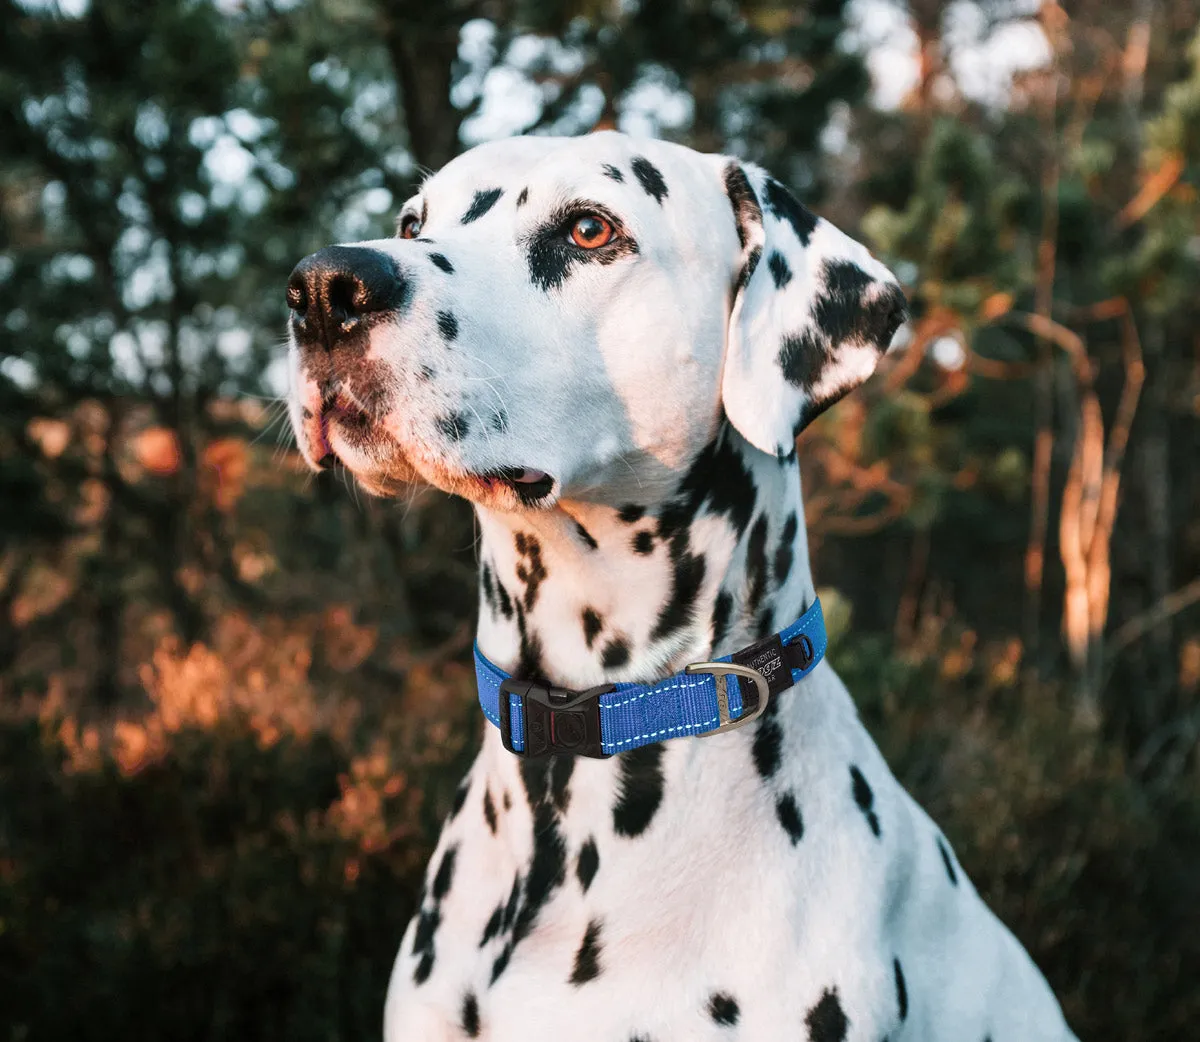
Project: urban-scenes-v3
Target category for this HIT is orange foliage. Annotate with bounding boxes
[134,426,182,477]
[203,437,249,511]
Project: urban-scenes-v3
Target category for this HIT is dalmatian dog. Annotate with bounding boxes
[285,132,1077,1042]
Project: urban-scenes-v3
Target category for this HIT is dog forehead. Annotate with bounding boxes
[420,132,722,214]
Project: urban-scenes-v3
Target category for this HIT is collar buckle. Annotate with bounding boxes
[498,679,614,758]
[684,661,771,735]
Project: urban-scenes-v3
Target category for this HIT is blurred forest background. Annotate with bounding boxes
[2,0,1199,1038]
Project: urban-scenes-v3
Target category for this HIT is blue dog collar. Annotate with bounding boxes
[475,598,827,758]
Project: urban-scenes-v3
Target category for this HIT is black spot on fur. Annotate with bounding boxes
[713,590,734,649]
[658,423,757,544]
[746,514,769,615]
[517,797,567,906]
[429,252,454,274]
[514,531,547,610]
[495,579,514,620]
[652,425,757,642]
[651,547,706,642]
[577,837,599,892]
[514,601,543,681]
[778,328,829,400]
[410,900,441,984]
[613,743,665,837]
[582,607,603,648]
[937,834,959,886]
[490,944,512,985]
[569,919,603,985]
[753,700,783,779]
[779,261,907,413]
[633,530,654,555]
[549,754,574,813]
[412,906,439,956]
[894,958,908,1021]
[776,791,804,844]
[461,992,480,1037]
[618,503,645,524]
[764,177,818,246]
[418,363,435,381]
[483,787,497,834]
[736,245,762,292]
[631,156,668,203]
[806,988,849,1042]
[574,520,598,550]
[450,777,470,817]
[490,760,571,985]
[503,790,512,810]
[501,875,521,930]
[602,163,624,182]
[768,250,793,289]
[775,513,798,584]
[723,163,764,290]
[462,187,503,224]
[756,602,774,639]
[436,412,470,442]
[432,845,457,900]
[301,406,313,419]
[723,163,763,251]
[437,310,458,341]
[570,609,601,654]
[479,904,503,947]
[708,993,740,1026]
[516,186,529,206]
[413,950,434,984]
[601,638,630,669]
[817,261,907,349]
[850,765,881,838]
[490,409,508,433]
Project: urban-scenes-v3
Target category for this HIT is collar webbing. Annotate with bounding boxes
[474,598,827,758]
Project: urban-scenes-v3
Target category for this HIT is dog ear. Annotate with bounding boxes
[716,160,908,458]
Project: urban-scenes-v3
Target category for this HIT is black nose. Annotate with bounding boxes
[286,246,407,350]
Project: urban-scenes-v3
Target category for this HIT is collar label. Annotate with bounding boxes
[730,632,791,702]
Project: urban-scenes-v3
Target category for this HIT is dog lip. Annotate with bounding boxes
[506,468,549,484]
[484,467,556,503]
[308,391,379,470]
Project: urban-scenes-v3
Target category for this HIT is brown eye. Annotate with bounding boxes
[400,214,422,239]
[570,215,614,249]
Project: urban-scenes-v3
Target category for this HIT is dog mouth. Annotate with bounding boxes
[311,391,375,464]
[478,467,556,505]
[301,396,557,507]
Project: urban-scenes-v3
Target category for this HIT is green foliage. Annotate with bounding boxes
[863,119,1028,301]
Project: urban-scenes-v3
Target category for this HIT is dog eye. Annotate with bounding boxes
[570,215,614,249]
[399,214,422,239]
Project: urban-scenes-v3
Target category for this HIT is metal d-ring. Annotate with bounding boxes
[684,661,770,736]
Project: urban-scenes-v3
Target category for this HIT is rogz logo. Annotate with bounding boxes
[747,648,784,683]
[731,633,791,698]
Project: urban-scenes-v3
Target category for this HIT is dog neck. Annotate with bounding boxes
[473,421,816,691]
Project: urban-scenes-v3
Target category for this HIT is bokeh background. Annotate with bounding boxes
[2,0,1199,1038]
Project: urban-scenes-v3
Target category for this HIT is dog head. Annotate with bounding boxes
[285,132,906,506]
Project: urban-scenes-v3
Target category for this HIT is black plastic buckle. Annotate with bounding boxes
[498,680,614,758]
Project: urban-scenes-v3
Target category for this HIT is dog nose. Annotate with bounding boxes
[287,246,407,350]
